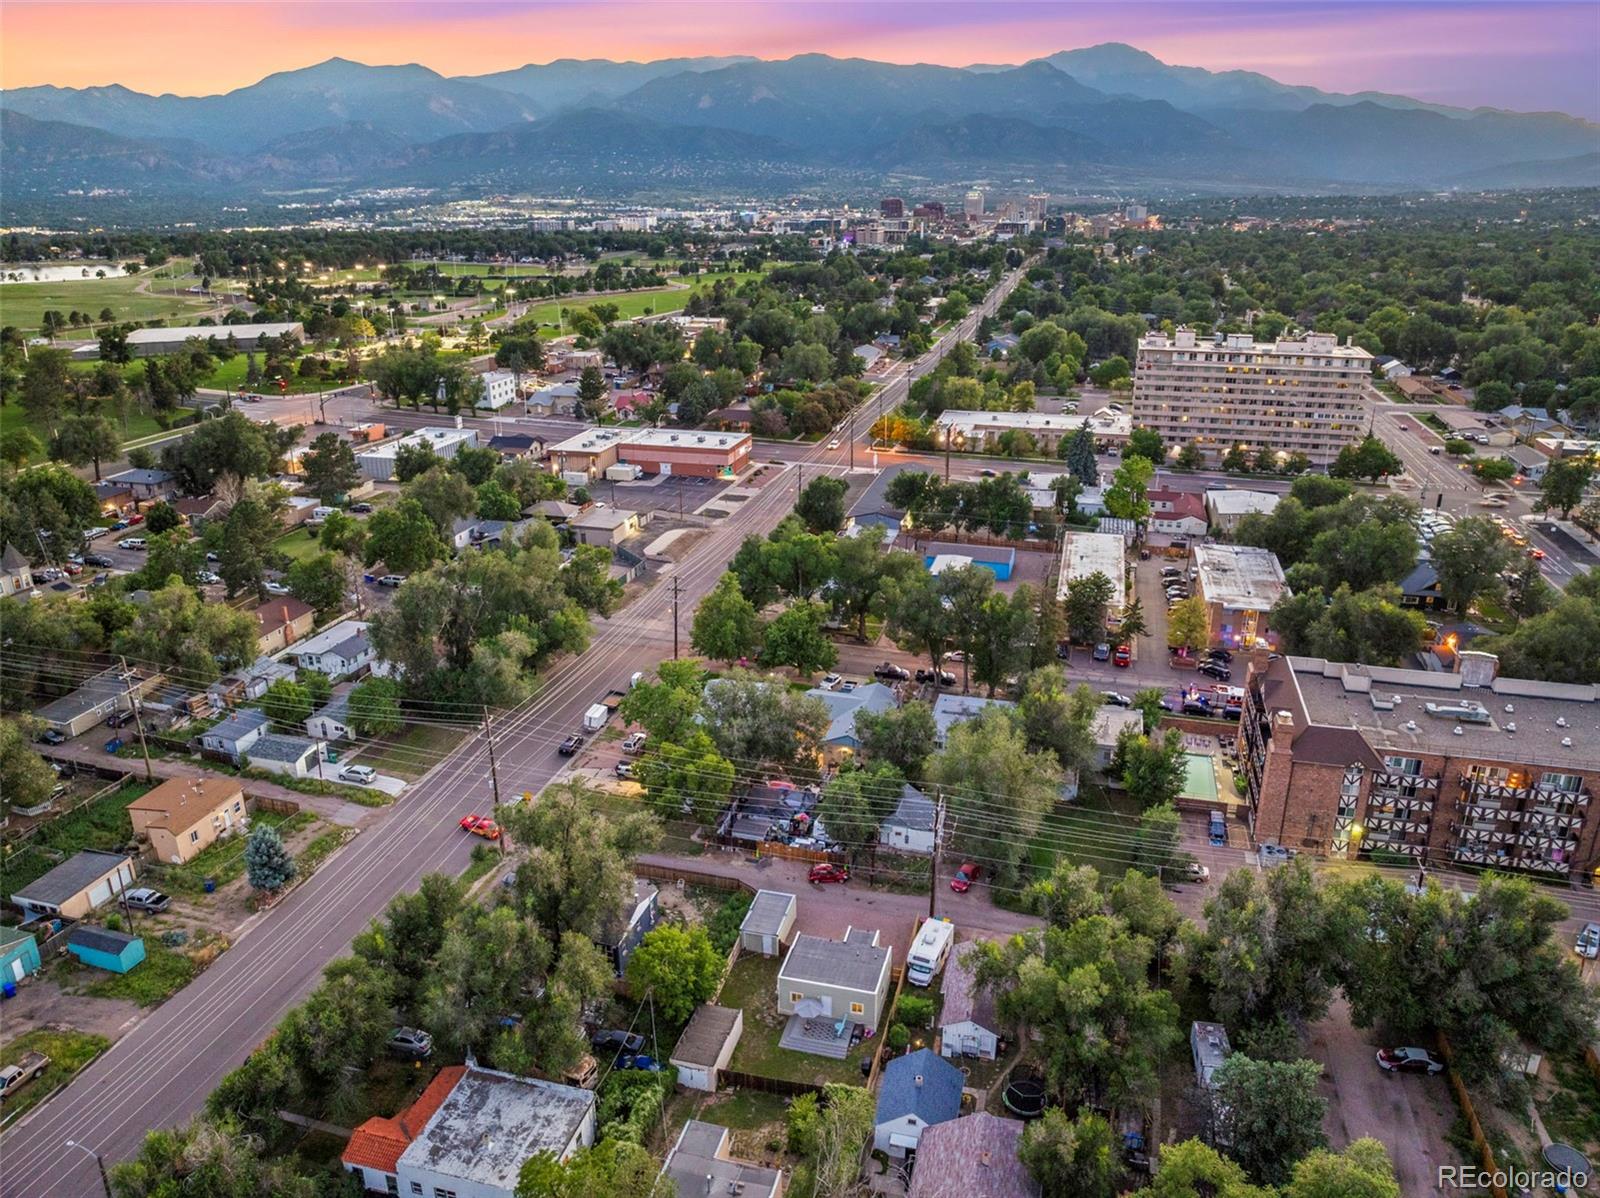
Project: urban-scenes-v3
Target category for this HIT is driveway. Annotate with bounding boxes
[1308,997,1456,1195]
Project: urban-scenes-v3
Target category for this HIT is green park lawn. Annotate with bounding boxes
[272,527,327,564]
[0,267,214,336]
[1029,786,1146,882]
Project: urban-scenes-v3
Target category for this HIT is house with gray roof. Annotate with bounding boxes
[777,927,891,1031]
[103,468,177,500]
[874,1048,965,1158]
[0,543,35,597]
[201,707,270,762]
[661,1120,783,1198]
[668,1007,743,1094]
[245,733,324,778]
[35,665,161,738]
[879,783,937,855]
[290,619,374,679]
[306,696,354,742]
[738,890,797,957]
[803,681,898,760]
[931,693,1015,746]
[908,1114,1038,1198]
[11,850,136,921]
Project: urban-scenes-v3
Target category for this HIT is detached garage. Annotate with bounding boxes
[10,850,136,921]
[738,890,797,957]
[669,1004,743,1093]
[0,926,41,985]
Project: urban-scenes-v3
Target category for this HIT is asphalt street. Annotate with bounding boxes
[0,267,1027,1197]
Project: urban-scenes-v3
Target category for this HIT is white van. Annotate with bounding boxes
[906,917,955,987]
[312,506,338,521]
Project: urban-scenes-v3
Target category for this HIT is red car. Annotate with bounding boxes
[1113,644,1132,668]
[1529,547,1546,560]
[950,862,981,892]
[127,513,144,525]
[459,813,500,840]
[808,863,850,885]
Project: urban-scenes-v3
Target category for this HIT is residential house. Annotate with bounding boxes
[879,783,937,855]
[169,495,226,529]
[940,942,1001,1061]
[0,927,42,985]
[343,1066,466,1196]
[126,776,247,865]
[1204,489,1281,536]
[1373,355,1414,381]
[1398,560,1449,612]
[738,890,797,957]
[200,707,270,763]
[11,850,136,921]
[1193,544,1290,649]
[853,344,884,370]
[1091,704,1145,772]
[527,500,583,525]
[718,780,818,847]
[306,696,354,742]
[246,733,324,778]
[66,926,146,974]
[253,595,316,656]
[873,1049,965,1158]
[669,1007,744,1094]
[1502,443,1551,482]
[803,682,898,762]
[1499,405,1571,441]
[0,543,35,597]
[487,433,544,461]
[103,468,176,502]
[291,620,375,679]
[596,880,659,976]
[34,665,161,738]
[777,927,892,1029]
[527,381,582,417]
[1147,490,1209,538]
[931,694,1015,747]
[93,480,135,516]
[569,507,643,548]
[706,403,756,430]
[908,1114,1039,1198]
[661,1121,784,1198]
[348,1064,595,1198]
[465,519,537,550]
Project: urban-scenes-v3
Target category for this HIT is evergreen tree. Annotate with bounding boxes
[244,825,297,893]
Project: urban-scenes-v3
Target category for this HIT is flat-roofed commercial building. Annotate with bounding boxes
[1193,544,1289,649]
[1133,328,1372,465]
[121,322,304,358]
[548,427,752,481]
[1240,653,1600,878]
[934,408,1131,455]
[1057,530,1126,622]
[357,427,477,481]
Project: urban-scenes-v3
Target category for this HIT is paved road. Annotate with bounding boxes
[0,266,1030,1198]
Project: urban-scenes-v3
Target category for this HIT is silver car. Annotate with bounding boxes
[1577,922,1600,960]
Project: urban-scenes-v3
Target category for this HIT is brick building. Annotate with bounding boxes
[1239,653,1600,881]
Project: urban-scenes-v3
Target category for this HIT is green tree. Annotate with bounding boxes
[475,478,523,521]
[618,659,706,743]
[932,707,1062,884]
[795,475,849,533]
[52,413,122,481]
[853,701,938,776]
[0,427,44,468]
[1166,595,1209,651]
[1429,517,1514,613]
[1104,454,1154,521]
[1114,727,1188,810]
[1126,427,1164,464]
[392,440,438,482]
[624,924,724,1023]
[141,500,180,536]
[640,729,734,824]
[1537,456,1594,517]
[1471,457,1516,483]
[1283,1140,1400,1198]
[299,431,361,503]
[347,676,403,736]
[516,1140,671,1198]
[405,464,477,536]
[318,509,367,557]
[1175,442,1205,471]
[691,572,762,664]
[576,365,607,420]
[364,497,445,574]
[1016,671,1101,774]
[1061,425,1099,482]
[1089,355,1130,386]
[113,579,258,681]
[109,1113,316,1198]
[213,492,281,599]
[1211,1056,1329,1185]
[0,719,56,817]
[286,552,347,618]
[818,765,905,864]
[1329,436,1402,482]
[1134,802,1183,879]
[970,586,1040,697]
[261,679,313,729]
[1063,571,1117,644]
[1132,687,1166,734]
[759,600,838,676]
[162,410,287,496]
[1020,1108,1121,1198]
[1134,1138,1268,1198]
[699,672,831,770]
[244,824,297,893]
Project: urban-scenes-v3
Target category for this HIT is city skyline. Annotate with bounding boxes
[4,1,1599,119]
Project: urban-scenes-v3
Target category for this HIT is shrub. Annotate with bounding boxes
[896,995,934,1027]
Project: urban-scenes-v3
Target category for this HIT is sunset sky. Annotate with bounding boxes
[4,1,1598,118]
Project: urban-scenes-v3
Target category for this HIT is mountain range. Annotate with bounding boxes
[2,45,1595,210]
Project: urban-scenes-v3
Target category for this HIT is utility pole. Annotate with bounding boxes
[796,465,803,502]
[928,792,946,922]
[64,1142,110,1198]
[482,705,502,815]
[671,576,681,660]
[118,656,153,783]
[944,439,952,482]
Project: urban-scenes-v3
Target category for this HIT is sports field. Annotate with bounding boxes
[0,263,216,335]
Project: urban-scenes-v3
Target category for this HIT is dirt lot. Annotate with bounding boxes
[1308,997,1458,1195]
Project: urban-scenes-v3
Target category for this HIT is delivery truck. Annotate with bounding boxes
[581,689,628,732]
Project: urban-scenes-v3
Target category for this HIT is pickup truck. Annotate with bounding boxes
[582,689,628,732]
[0,1052,50,1101]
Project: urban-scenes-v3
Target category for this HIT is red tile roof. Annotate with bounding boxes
[342,1065,465,1175]
[1149,490,1207,522]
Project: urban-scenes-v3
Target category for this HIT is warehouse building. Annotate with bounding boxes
[357,427,478,481]
[120,322,304,358]
[934,408,1131,455]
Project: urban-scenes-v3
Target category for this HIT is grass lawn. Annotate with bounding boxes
[0,1029,110,1126]
[719,955,877,1087]
[273,526,326,564]
[354,723,471,784]
[460,845,501,887]
[0,269,213,337]
[0,402,181,466]
[156,810,316,895]
[83,941,197,1006]
[1030,787,1145,882]
[698,1089,794,1132]
[298,827,353,876]
[0,781,153,901]
[201,352,341,397]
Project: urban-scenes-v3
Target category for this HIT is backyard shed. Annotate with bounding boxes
[66,925,146,974]
[668,1004,743,1093]
[0,926,41,984]
[738,890,797,956]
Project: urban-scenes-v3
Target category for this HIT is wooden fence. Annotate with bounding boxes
[1436,1033,1509,1198]
[251,794,302,818]
[635,862,752,895]
[717,1069,824,1098]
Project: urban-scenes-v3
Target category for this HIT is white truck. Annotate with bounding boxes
[561,470,591,489]
[906,917,955,987]
[0,1052,50,1102]
[582,689,627,732]
[605,463,643,482]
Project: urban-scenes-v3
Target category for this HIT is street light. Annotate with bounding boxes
[64,1141,111,1198]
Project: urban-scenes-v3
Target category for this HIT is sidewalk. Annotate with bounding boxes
[44,743,373,827]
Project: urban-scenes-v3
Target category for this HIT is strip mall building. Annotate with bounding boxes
[549,428,752,480]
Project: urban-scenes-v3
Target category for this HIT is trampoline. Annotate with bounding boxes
[1003,1077,1047,1119]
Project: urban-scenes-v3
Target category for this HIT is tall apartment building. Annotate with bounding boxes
[1026,194,1049,222]
[880,196,905,218]
[1239,653,1599,881]
[1132,328,1372,465]
[963,189,985,219]
[913,201,946,221]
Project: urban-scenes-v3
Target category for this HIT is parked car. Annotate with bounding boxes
[338,765,376,784]
[819,673,843,691]
[827,439,841,451]
[1185,862,1211,883]
[558,733,585,756]
[1181,699,1213,717]
[1375,1047,1445,1075]
[386,1027,434,1060]
[196,570,221,584]
[618,1054,662,1072]
[808,862,850,885]
[459,813,500,839]
[950,861,981,892]
[37,729,65,745]
[873,663,911,682]
[1101,691,1131,707]
[1092,642,1111,662]
[262,580,290,596]
[1258,842,1298,864]
[124,887,171,913]
[0,1052,51,1101]
[84,526,110,540]
[915,667,957,686]
[83,553,114,568]
[1197,662,1231,681]
[1112,644,1132,668]
[614,762,635,780]
[377,574,406,587]
[590,1029,645,1055]
[1205,648,1233,663]
[117,537,147,550]
[621,732,648,755]
[349,502,374,514]
[1576,922,1600,959]
[104,711,133,729]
